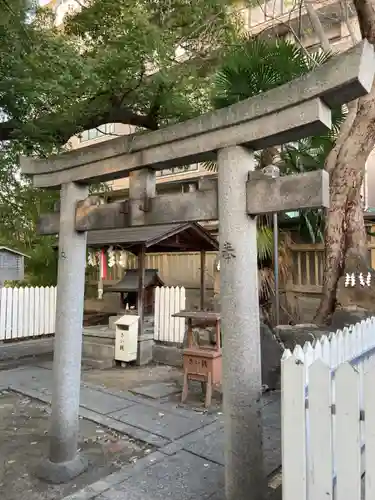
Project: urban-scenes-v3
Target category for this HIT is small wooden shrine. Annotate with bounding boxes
[85,222,219,336]
[108,268,164,314]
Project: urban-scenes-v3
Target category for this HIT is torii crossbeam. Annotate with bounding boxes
[21,41,375,500]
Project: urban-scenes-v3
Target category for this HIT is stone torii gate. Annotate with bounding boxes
[21,41,375,499]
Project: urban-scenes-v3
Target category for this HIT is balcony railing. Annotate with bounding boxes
[155,164,199,178]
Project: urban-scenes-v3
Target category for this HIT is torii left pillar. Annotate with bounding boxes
[37,182,88,483]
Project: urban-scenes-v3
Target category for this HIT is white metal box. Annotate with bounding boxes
[114,314,139,362]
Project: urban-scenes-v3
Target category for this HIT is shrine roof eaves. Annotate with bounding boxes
[78,221,218,253]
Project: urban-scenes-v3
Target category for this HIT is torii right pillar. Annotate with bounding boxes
[218,145,266,500]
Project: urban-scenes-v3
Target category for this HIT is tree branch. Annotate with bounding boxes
[0,119,21,142]
[56,103,159,144]
[0,44,221,146]
[0,94,159,145]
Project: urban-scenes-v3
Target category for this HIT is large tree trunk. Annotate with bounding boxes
[315,0,375,323]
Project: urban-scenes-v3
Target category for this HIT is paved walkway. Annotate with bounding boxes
[0,362,281,500]
[0,338,53,362]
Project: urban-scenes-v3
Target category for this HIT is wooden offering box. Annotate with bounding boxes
[173,311,222,408]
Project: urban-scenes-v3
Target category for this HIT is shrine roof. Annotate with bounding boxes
[86,222,219,254]
[0,246,29,258]
[107,269,164,292]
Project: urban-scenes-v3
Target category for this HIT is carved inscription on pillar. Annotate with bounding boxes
[222,241,236,261]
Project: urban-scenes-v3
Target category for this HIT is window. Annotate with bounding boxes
[0,253,16,269]
[156,164,199,177]
[79,123,115,142]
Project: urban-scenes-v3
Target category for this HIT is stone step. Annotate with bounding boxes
[83,335,115,346]
[144,329,154,334]
[83,327,115,348]
[82,341,115,360]
[267,469,282,500]
[81,357,115,370]
[83,326,115,338]
[153,344,183,367]
[108,315,123,330]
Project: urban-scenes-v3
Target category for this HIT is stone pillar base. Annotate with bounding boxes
[35,453,88,484]
[137,333,154,366]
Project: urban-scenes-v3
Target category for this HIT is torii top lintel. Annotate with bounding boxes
[21,40,375,189]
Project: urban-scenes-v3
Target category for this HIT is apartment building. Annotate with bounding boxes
[245,0,360,50]
[46,0,374,212]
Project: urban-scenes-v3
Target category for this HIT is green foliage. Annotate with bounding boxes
[209,37,345,245]
[0,0,242,285]
[0,143,109,286]
[0,0,241,149]
[0,144,59,286]
[211,37,333,108]
[257,224,273,262]
[207,37,347,308]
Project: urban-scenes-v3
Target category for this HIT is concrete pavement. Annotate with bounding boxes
[0,362,281,500]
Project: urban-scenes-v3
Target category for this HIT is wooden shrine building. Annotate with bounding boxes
[85,222,219,332]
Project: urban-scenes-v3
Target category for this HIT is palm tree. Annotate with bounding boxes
[209,37,344,319]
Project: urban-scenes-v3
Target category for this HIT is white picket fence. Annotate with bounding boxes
[0,286,57,340]
[154,286,186,343]
[282,317,375,500]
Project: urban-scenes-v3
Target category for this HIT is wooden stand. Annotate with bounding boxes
[173,311,222,407]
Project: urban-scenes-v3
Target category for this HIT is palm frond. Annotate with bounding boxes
[211,38,332,109]
[259,267,274,301]
[206,36,339,308]
[257,224,273,261]
[299,209,325,243]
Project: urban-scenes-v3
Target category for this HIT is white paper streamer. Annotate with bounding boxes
[345,272,372,287]
[107,246,116,268]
